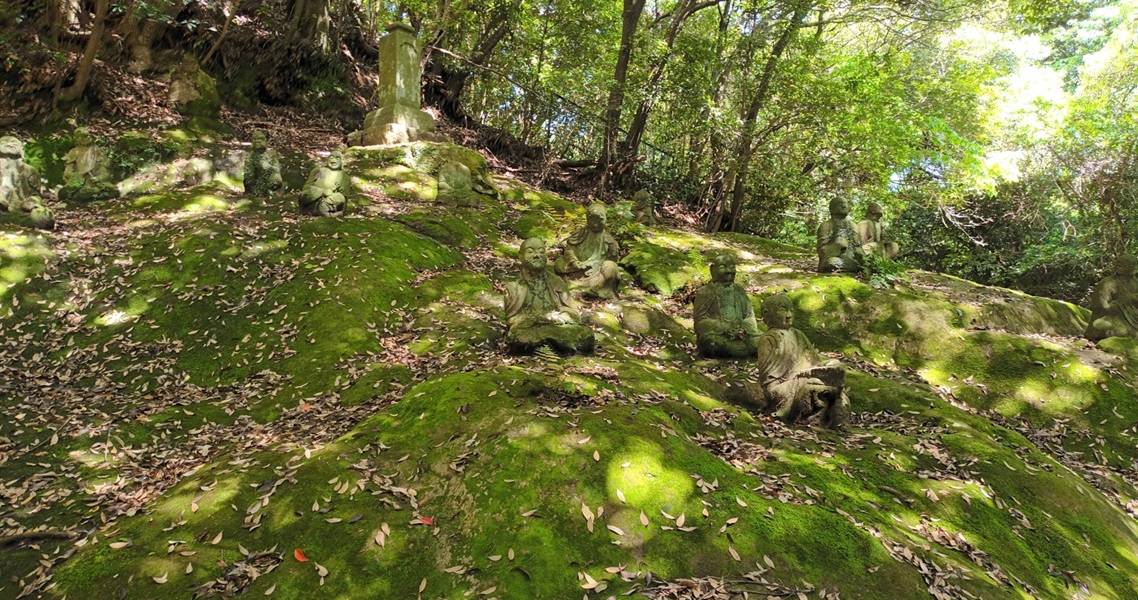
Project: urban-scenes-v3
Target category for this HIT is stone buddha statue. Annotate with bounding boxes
[1085,254,1138,342]
[816,198,864,273]
[244,131,283,197]
[855,201,898,259]
[553,202,621,298]
[300,149,349,216]
[60,127,119,203]
[693,253,760,359]
[504,238,595,354]
[752,294,849,428]
[0,136,40,212]
[632,189,656,225]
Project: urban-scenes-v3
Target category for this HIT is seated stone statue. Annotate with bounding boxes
[169,55,220,118]
[244,131,283,197]
[0,136,40,212]
[632,189,656,225]
[1085,254,1138,342]
[504,238,595,355]
[856,201,898,259]
[553,203,621,299]
[751,294,850,428]
[693,253,760,358]
[59,127,119,204]
[816,198,864,273]
[300,149,349,217]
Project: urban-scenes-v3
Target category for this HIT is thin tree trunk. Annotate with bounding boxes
[203,0,237,65]
[708,3,809,232]
[57,0,110,104]
[599,0,646,190]
[621,0,722,165]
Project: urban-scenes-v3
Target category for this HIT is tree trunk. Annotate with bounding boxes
[288,0,333,52]
[621,0,722,167]
[57,0,110,104]
[203,0,237,65]
[708,3,809,232]
[599,0,646,190]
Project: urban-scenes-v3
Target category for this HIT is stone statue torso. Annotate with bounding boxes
[694,283,758,334]
[1090,275,1138,329]
[505,270,575,324]
[564,230,618,271]
[64,145,109,185]
[756,328,819,383]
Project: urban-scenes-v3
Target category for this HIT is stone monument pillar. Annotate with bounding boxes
[359,22,436,145]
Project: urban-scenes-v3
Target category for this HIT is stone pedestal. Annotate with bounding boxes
[359,23,435,145]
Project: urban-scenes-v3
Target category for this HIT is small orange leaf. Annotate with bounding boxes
[294,548,309,562]
[417,516,435,526]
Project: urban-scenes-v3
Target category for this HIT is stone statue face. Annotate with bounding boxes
[520,238,547,272]
[586,204,607,233]
[74,128,92,147]
[251,132,267,150]
[761,295,794,329]
[866,202,883,220]
[829,198,849,219]
[0,136,23,158]
[327,152,343,170]
[710,256,736,284]
[1117,254,1138,277]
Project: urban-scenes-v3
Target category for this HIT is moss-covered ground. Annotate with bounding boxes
[4,136,1138,599]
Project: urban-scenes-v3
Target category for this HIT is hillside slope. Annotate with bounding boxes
[3,139,1138,600]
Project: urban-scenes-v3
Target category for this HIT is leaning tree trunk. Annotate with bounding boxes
[288,0,333,53]
[708,3,808,232]
[599,0,646,190]
[57,0,109,103]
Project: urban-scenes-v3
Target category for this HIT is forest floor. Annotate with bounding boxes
[3,125,1138,600]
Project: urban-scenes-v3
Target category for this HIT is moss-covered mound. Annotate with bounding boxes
[4,138,1138,600]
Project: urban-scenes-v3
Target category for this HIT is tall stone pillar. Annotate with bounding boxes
[359,23,436,145]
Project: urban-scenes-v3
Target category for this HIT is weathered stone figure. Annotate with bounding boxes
[169,55,220,118]
[244,131,283,197]
[60,128,119,204]
[856,201,899,259]
[753,294,850,428]
[300,150,350,216]
[554,203,621,299]
[816,198,864,273]
[1085,254,1138,342]
[0,136,39,212]
[504,238,595,354]
[356,23,436,145]
[693,253,760,358]
[632,189,656,225]
[28,202,55,230]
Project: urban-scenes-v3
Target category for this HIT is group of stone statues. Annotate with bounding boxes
[501,202,847,428]
[693,254,850,428]
[816,198,898,273]
[1085,254,1138,342]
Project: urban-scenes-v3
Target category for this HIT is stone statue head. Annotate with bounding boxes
[178,54,199,74]
[585,202,607,233]
[1116,254,1138,277]
[519,237,548,273]
[633,189,652,207]
[327,149,344,170]
[761,293,795,330]
[0,136,23,158]
[829,198,849,219]
[73,127,93,147]
[709,253,737,285]
[251,131,268,151]
[866,201,883,220]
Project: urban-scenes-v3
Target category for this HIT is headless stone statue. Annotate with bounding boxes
[244,131,283,197]
[856,201,898,259]
[554,203,621,299]
[632,189,656,225]
[1085,254,1138,342]
[750,294,850,428]
[504,238,595,355]
[59,128,119,204]
[0,136,40,212]
[816,198,864,273]
[693,254,759,359]
[300,150,349,217]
